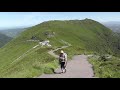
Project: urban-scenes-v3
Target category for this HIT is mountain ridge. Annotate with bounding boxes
[0,19,119,77]
[0,33,12,48]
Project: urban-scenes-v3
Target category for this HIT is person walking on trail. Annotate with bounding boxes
[59,50,67,73]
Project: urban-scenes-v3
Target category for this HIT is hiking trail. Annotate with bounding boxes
[37,41,96,78]
[38,55,96,78]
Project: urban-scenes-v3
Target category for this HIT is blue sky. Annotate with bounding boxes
[0,12,120,29]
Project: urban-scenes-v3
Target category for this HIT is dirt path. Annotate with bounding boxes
[11,44,40,64]
[48,46,69,58]
[37,41,96,78]
[38,55,95,78]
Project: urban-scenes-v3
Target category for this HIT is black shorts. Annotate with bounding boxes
[60,62,66,69]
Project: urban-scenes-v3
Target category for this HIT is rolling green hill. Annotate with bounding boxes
[0,19,119,78]
[0,33,12,48]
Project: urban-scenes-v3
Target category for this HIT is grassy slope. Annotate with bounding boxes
[0,19,118,78]
[89,56,120,78]
[0,33,12,47]
[0,28,26,38]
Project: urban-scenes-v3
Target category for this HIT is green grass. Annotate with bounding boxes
[89,56,120,78]
[0,46,59,78]
[0,19,120,78]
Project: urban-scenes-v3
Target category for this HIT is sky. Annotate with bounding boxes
[0,12,120,29]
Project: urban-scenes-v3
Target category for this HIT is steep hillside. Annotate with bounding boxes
[0,28,27,38]
[0,33,12,48]
[0,19,119,78]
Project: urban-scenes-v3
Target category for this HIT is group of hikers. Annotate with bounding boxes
[58,50,67,73]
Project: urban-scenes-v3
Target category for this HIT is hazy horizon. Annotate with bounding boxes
[1,12,120,30]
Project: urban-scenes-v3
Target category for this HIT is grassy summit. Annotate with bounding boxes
[0,19,119,78]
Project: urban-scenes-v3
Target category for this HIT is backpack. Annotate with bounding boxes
[59,53,67,62]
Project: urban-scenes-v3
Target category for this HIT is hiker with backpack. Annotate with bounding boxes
[59,50,67,73]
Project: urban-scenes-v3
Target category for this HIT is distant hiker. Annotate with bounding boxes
[59,50,67,73]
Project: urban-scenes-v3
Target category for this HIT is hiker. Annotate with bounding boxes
[59,50,67,73]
